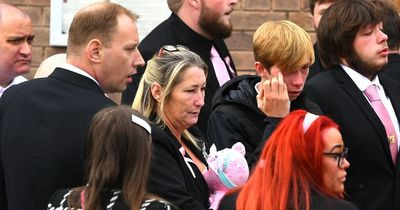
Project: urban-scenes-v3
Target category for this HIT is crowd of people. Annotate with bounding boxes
[0,0,399,210]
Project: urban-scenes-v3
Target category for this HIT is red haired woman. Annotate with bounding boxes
[219,110,359,210]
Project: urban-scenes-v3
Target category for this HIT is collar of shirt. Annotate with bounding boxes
[0,75,27,93]
[60,63,99,87]
[254,82,260,94]
[340,64,383,92]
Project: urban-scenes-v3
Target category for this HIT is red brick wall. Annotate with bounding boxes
[4,0,400,77]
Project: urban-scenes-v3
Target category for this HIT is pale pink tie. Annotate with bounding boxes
[364,84,398,164]
[210,45,233,86]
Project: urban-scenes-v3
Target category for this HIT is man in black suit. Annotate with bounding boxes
[305,0,400,209]
[0,2,144,210]
[121,0,238,134]
[373,0,400,84]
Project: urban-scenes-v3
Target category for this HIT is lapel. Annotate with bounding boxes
[49,68,105,95]
[332,66,395,166]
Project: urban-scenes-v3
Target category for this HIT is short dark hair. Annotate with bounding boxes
[371,0,400,50]
[317,0,383,69]
[309,0,335,15]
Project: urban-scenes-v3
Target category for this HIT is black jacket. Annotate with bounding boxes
[207,75,322,168]
[147,124,210,210]
[219,191,360,210]
[380,53,400,85]
[0,68,116,210]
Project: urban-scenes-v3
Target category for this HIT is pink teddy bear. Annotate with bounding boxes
[202,142,249,210]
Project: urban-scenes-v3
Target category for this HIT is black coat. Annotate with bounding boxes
[305,65,400,210]
[380,53,400,84]
[121,13,236,134]
[147,124,210,210]
[207,75,322,168]
[219,191,360,210]
[0,68,116,210]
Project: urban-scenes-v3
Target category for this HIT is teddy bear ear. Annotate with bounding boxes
[232,142,246,156]
[210,144,217,155]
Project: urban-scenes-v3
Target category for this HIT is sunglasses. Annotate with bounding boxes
[157,45,189,57]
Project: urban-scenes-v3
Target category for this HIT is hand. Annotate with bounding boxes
[256,72,290,118]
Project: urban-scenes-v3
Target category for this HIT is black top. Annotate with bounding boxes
[219,191,360,210]
[147,124,210,210]
[380,53,400,85]
[207,75,322,168]
[47,188,178,210]
[121,13,236,134]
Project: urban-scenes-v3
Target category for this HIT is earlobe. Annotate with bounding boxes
[255,61,267,76]
[151,82,163,102]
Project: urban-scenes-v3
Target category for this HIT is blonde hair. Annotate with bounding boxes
[253,20,314,73]
[132,47,208,148]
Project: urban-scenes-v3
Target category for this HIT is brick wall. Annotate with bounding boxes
[4,0,400,77]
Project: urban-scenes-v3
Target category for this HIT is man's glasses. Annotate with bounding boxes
[157,45,189,57]
[323,147,348,168]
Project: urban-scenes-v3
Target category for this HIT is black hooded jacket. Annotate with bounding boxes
[207,75,322,168]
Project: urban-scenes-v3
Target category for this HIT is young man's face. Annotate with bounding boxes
[269,64,310,101]
[311,1,333,29]
[345,22,389,78]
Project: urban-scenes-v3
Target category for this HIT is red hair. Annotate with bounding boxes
[236,110,340,210]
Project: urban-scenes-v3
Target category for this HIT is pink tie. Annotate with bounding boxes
[364,84,398,164]
[210,46,234,86]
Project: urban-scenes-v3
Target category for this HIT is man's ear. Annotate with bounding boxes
[188,0,200,10]
[151,82,163,103]
[86,39,103,63]
[255,61,270,79]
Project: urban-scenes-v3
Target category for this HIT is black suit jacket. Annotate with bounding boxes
[381,53,400,84]
[0,68,116,210]
[305,66,400,210]
[147,124,209,210]
[122,13,236,134]
[219,191,359,210]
